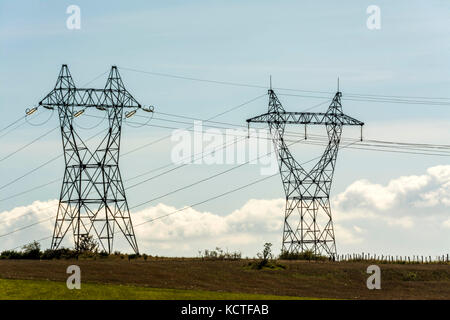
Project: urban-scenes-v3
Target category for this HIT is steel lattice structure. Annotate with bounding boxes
[37,65,153,254]
[247,88,364,258]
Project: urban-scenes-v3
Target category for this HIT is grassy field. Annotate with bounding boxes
[0,258,448,300]
[0,278,309,300]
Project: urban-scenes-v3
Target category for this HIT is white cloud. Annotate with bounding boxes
[131,198,285,242]
[443,218,450,229]
[333,165,450,230]
[130,199,286,256]
[385,216,414,229]
[427,165,450,183]
[1,165,449,255]
[0,198,286,256]
[334,224,363,245]
[0,200,57,233]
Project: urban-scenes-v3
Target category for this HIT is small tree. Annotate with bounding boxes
[248,242,285,270]
[257,243,273,263]
[22,241,41,259]
[77,235,98,253]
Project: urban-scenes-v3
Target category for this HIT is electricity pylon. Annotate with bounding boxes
[36,65,153,254]
[247,87,364,258]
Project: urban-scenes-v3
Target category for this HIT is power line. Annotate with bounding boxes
[4,126,449,247]
[2,91,450,243]
[2,112,448,206]
[0,117,28,139]
[2,110,449,206]
[119,66,450,103]
[126,137,247,189]
[128,136,307,210]
[5,87,448,208]
[0,92,265,206]
[0,129,106,191]
[5,138,358,248]
[122,93,266,156]
[123,115,450,155]
[0,178,60,203]
[9,236,52,251]
[3,71,448,203]
[0,154,62,192]
[0,70,108,140]
[0,135,247,224]
[128,139,361,231]
[0,126,58,163]
[0,135,321,239]
[0,215,54,239]
[150,112,450,152]
[278,93,450,107]
[0,115,25,134]
[0,94,267,238]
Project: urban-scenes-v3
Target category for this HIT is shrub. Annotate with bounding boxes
[198,247,242,260]
[41,248,78,260]
[246,243,286,270]
[98,251,109,258]
[77,235,98,253]
[403,272,418,281]
[128,253,141,260]
[21,241,41,259]
[0,250,23,259]
[257,243,273,262]
[247,260,286,270]
[279,250,327,261]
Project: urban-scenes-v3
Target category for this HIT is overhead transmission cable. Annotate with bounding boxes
[0,128,106,191]
[0,94,265,205]
[0,115,26,134]
[121,139,362,232]
[0,126,59,163]
[2,136,352,242]
[122,93,266,156]
[119,66,450,105]
[3,110,450,204]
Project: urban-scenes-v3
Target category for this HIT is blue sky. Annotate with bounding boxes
[0,1,449,257]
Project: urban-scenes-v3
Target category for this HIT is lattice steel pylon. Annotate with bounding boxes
[36,65,154,254]
[247,87,364,258]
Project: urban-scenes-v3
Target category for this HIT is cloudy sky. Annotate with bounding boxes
[0,1,449,257]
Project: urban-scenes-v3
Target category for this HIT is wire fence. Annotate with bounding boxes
[335,253,450,264]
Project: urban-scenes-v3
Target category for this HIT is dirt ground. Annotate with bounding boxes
[0,258,448,299]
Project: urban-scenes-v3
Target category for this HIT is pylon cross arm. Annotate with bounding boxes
[246,111,364,126]
[38,88,141,109]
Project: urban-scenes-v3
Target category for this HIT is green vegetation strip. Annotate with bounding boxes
[0,278,314,300]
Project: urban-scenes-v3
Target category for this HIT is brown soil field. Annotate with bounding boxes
[0,258,449,299]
